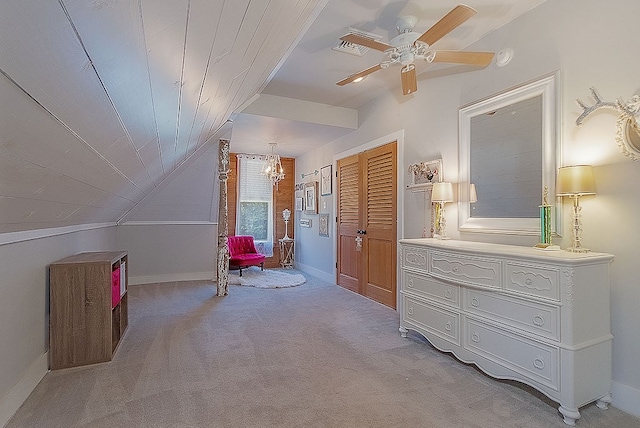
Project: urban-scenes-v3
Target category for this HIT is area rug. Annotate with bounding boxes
[228,267,306,288]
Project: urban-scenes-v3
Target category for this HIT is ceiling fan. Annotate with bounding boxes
[336,4,495,95]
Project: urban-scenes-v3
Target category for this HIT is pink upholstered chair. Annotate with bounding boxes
[228,235,265,276]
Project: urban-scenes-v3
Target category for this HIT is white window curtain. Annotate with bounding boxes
[237,154,274,257]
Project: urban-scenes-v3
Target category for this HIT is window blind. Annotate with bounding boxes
[237,155,274,256]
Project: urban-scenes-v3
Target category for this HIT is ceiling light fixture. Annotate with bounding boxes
[261,142,285,187]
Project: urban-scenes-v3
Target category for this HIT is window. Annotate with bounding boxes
[236,155,274,256]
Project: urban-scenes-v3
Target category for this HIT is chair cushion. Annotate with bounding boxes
[228,235,265,267]
[229,253,265,267]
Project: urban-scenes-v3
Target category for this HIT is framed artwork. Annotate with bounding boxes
[295,197,304,211]
[320,164,332,196]
[300,218,312,228]
[319,214,330,237]
[304,181,318,214]
[407,158,442,188]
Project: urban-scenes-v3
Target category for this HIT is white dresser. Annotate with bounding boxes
[399,238,614,426]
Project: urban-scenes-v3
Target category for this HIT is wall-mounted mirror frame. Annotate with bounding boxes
[458,73,560,235]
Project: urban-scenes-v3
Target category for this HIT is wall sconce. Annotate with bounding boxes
[432,182,454,240]
[556,165,597,252]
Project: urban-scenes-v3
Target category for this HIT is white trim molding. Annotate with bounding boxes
[0,223,115,246]
[129,271,216,286]
[0,352,48,427]
[612,380,640,418]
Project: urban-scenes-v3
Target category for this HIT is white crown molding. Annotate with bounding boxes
[0,223,115,246]
[119,221,217,226]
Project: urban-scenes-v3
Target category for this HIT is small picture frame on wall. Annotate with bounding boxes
[295,197,304,211]
[407,158,442,188]
[320,164,332,196]
[319,214,330,237]
[300,218,312,228]
[304,181,318,214]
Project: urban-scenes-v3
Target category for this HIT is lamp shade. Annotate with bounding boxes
[432,182,454,202]
[469,183,478,203]
[556,165,596,196]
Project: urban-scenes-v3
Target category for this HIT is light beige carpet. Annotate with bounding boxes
[7,272,640,427]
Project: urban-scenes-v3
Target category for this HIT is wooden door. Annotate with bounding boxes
[337,153,360,293]
[337,141,397,308]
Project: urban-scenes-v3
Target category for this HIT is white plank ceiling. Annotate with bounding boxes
[0,0,547,233]
[0,0,323,233]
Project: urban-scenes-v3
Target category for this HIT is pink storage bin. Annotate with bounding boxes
[111,267,121,308]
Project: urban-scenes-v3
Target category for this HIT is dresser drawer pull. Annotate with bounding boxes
[471,297,480,307]
[525,278,533,285]
[445,322,452,332]
[445,290,453,299]
[452,267,459,273]
[408,279,414,288]
[533,357,545,370]
[471,332,480,343]
[533,315,545,327]
[407,306,414,316]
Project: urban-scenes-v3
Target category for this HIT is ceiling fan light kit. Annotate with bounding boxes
[336,4,495,95]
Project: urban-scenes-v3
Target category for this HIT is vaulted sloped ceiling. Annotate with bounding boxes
[0,0,324,233]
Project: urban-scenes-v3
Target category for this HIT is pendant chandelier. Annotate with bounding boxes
[261,142,285,186]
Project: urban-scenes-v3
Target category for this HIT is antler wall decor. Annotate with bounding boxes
[576,87,640,160]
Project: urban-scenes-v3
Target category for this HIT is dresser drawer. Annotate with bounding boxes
[403,271,460,308]
[505,262,559,301]
[430,250,501,290]
[402,245,428,271]
[465,318,559,390]
[464,289,559,341]
[404,296,460,346]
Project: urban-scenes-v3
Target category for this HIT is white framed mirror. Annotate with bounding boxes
[458,73,560,235]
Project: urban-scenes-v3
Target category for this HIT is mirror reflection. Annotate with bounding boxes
[470,96,542,218]
[458,74,558,235]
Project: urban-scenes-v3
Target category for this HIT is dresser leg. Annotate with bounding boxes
[399,326,408,338]
[559,406,580,426]
[596,394,612,409]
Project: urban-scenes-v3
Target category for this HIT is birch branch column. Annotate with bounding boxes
[216,139,230,296]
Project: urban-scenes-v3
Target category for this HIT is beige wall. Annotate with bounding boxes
[116,223,217,284]
[0,226,117,426]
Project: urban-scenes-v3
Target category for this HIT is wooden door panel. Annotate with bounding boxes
[337,154,360,292]
[363,142,397,308]
[365,238,394,306]
[338,235,359,293]
[337,141,396,308]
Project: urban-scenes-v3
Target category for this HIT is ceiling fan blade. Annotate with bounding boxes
[336,64,383,86]
[401,66,417,95]
[416,4,477,46]
[431,50,495,66]
[340,33,393,52]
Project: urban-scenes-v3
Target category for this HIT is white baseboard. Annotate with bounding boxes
[612,380,640,418]
[129,271,215,285]
[294,262,334,284]
[0,352,49,427]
